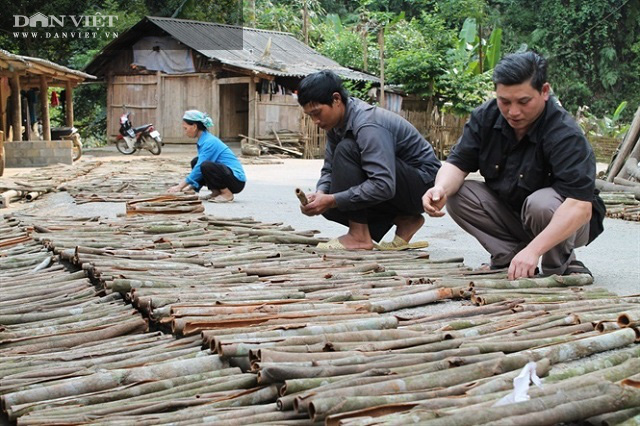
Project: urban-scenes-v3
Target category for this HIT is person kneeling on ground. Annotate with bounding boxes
[422,51,605,279]
[297,70,441,250]
[168,110,246,203]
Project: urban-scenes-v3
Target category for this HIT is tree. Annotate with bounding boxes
[487,0,640,118]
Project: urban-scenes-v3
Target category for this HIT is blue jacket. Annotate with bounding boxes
[186,131,246,191]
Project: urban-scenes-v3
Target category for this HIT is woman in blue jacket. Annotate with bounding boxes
[168,110,246,202]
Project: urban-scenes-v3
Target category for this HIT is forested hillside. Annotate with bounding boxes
[2,0,637,141]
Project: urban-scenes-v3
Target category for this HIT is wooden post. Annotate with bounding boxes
[211,78,220,137]
[65,81,74,127]
[106,73,113,140]
[22,93,31,141]
[248,78,257,141]
[9,73,21,141]
[378,28,385,109]
[478,24,483,74]
[250,0,256,27]
[0,77,5,136]
[362,31,368,72]
[39,76,51,141]
[0,129,4,177]
[156,71,163,137]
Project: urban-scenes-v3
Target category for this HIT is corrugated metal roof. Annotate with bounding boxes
[145,17,378,82]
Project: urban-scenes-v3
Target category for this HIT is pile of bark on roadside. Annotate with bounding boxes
[596,105,640,221]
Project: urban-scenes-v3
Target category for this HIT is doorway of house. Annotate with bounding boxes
[219,83,248,143]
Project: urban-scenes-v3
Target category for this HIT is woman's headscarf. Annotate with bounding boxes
[183,110,214,128]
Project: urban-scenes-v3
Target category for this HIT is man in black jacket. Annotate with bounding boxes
[423,52,605,279]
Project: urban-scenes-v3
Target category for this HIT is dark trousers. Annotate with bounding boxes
[323,138,434,242]
[191,157,245,194]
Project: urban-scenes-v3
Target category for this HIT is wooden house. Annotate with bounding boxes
[84,16,377,146]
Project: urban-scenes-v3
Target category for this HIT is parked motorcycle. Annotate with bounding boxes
[51,126,83,162]
[116,112,162,155]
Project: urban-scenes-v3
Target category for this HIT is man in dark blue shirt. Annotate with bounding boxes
[423,52,605,279]
[298,71,441,250]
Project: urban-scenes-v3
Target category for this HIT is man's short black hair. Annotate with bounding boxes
[297,70,349,107]
[492,51,548,92]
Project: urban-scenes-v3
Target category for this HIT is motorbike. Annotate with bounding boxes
[51,126,83,162]
[116,112,162,155]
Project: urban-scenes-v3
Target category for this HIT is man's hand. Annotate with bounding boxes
[301,192,336,216]
[422,186,447,217]
[168,183,193,193]
[508,247,541,280]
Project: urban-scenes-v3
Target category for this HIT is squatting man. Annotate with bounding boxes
[422,51,605,280]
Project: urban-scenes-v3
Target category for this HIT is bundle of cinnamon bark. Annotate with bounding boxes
[1,212,639,425]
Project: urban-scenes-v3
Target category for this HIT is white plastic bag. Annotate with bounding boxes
[493,361,542,406]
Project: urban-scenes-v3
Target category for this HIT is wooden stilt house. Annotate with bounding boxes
[0,49,95,173]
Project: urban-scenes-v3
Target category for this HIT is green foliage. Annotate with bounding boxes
[310,4,500,114]
[452,17,502,75]
[176,0,242,24]
[383,17,439,92]
[426,16,499,114]
[485,27,501,69]
[73,84,108,147]
[386,50,441,96]
[489,0,640,119]
[435,52,494,114]
[343,80,374,101]
[577,101,630,140]
[253,0,303,34]
[249,0,325,38]
[315,15,366,70]
[422,0,486,29]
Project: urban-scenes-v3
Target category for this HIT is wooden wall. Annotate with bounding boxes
[161,74,215,142]
[256,94,302,138]
[108,74,158,139]
[108,73,219,143]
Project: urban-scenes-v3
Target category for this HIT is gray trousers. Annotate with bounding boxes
[447,181,590,275]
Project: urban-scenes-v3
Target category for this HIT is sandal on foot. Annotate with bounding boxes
[211,195,234,203]
[374,235,429,251]
[198,193,213,201]
[563,260,592,276]
[316,238,347,251]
